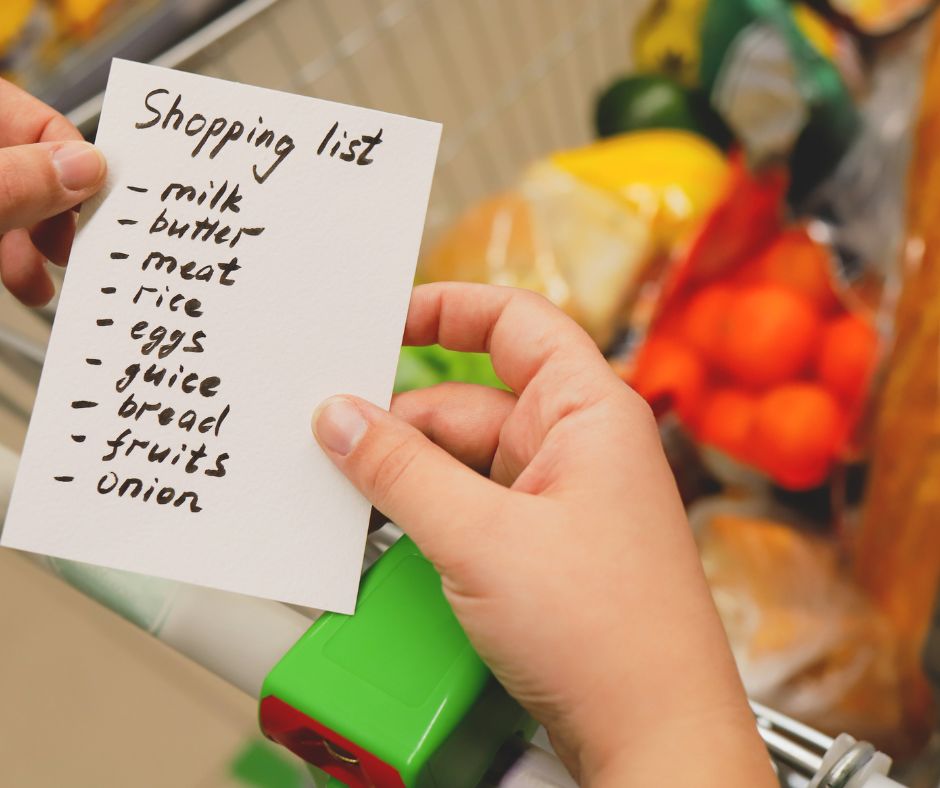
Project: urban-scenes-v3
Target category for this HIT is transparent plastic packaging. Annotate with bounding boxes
[420,131,729,350]
[853,12,940,754]
[692,499,904,751]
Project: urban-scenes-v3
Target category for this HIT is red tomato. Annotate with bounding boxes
[696,387,757,460]
[716,284,822,388]
[817,313,879,410]
[751,383,844,489]
[631,337,706,426]
[681,284,734,362]
[746,228,840,314]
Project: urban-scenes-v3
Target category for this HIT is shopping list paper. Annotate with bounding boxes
[1,59,441,613]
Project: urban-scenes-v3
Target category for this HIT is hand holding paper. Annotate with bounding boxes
[0,79,107,305]
[313,282,777,787]
[2,60,440,613]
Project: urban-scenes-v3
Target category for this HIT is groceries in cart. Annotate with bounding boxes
[693,501,904,749]
[414,0,940,768]
[421,129,729,349]
[419,0,909,497]
[625,199,880,492]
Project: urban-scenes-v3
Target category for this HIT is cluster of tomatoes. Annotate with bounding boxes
[629,228,879,490]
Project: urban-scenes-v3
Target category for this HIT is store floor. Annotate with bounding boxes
[0,548,262,787]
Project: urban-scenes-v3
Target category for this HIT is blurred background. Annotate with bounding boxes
[2,0,940,785]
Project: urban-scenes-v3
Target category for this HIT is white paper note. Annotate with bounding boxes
[1,59,441,613]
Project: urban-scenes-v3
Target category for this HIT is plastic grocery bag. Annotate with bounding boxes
[622,155,881,491]
[692,500,904,749]
[420,131,729,350]
[853,13,940,752]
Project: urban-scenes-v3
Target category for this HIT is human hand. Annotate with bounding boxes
[0,79,107,306]
[313,283,775,787]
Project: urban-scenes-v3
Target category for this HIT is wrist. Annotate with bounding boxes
[575,704,777,788]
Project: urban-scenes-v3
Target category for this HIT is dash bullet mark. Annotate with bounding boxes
[85,358,102,366]
[96,318,114,326]
[101,287,116,294]
[54,476,75,482]
[117,219,138,225]
[110,252,129,260]
[71,435,86,443]
[71,400,98,409]
[127,186,148,193]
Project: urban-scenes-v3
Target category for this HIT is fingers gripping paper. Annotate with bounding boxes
[1,60,441,613]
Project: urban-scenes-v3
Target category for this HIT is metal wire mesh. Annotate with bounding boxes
[73,0,642,242]
[0,0,641,452]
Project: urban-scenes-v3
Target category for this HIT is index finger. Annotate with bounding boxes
[0,79,83,147]
[404,282,608,395]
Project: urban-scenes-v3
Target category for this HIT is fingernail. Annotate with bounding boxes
[52,141,105,191]
[313,397,367,456]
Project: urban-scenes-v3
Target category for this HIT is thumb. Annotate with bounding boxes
[0,141,106,233]
[312,395,507,564]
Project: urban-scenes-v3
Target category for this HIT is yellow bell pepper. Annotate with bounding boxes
[551,130,729,251]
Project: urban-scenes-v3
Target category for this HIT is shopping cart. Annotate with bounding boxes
[67,0,641,248]
[0,0,920,785]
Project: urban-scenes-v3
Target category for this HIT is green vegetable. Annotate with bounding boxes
[594,73,732,149]
[394,345,505,393]
[595,74,699,138]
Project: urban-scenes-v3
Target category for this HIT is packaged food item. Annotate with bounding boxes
[633,0,707,87]
[853,13,940,750]
[693,502,903,749]
[420,131,729,349]
[549,130,728,250]
[822,0,938,37]
[420,179,650,351]
[699,0,861,202]
[800,20,931,291]
[622,149,881,491]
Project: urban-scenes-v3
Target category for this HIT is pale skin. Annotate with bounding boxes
[314,283,777,786]
[0,79,107,305]
[3,82,775,787]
